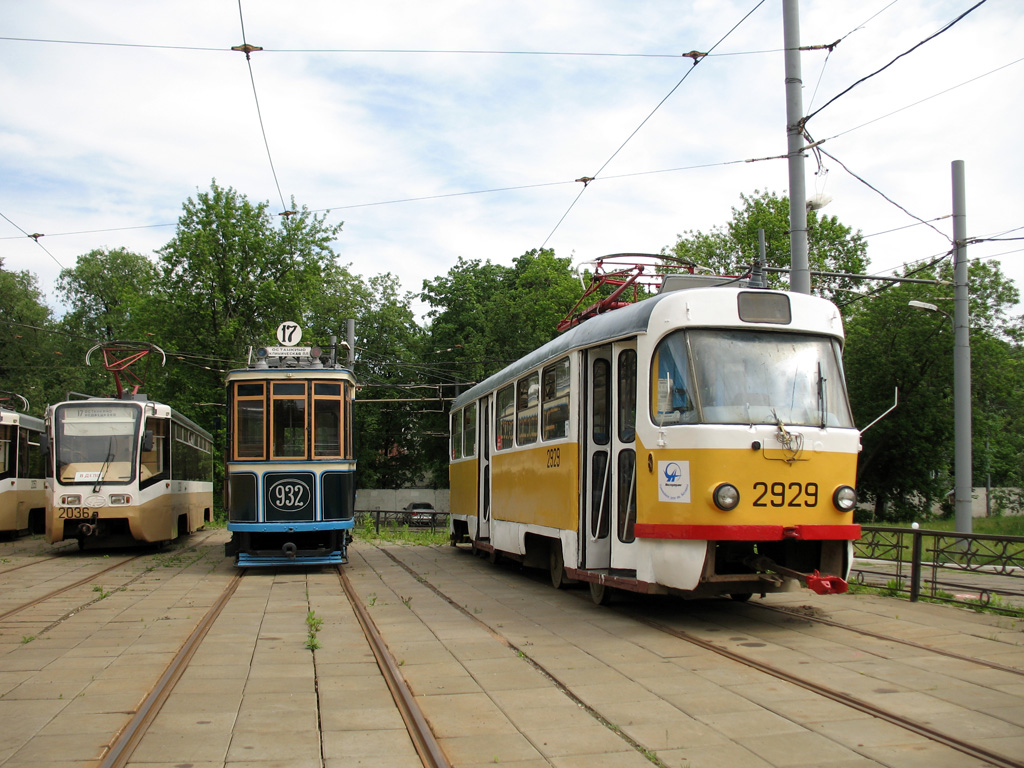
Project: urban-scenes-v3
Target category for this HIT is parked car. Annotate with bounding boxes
[404,501,435,526]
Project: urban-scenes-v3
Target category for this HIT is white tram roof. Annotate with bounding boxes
[47,397,212,439]
[451,286,845,411]
[0,407,44,432]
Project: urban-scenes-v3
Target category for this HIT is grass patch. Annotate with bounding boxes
[355,515,450,546]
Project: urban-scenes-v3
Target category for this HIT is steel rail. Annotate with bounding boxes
[634,614,1024,768]
[336,565,450,768]
[99,570,245,768]
[751,602,1024,677]
[0,553,146,621]
[389,545,1022,768]
[0,554,64,575]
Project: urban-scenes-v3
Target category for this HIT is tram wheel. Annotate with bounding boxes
[589,581,611,606]
[549,544,567,589]
[730,592,753,603]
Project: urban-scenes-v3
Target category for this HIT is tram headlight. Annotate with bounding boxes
[61,494,82,505]
[833,485,857,511]
[713,483,740,511]
[109,494,132,505]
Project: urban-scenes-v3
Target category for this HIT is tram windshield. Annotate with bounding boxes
[652,329,854,428]
[54,402,140,484]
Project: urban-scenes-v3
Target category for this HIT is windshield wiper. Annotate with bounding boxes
[93,437,115,493]
[817,362,827,429]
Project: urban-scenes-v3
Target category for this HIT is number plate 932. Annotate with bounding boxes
[752,482,818,507]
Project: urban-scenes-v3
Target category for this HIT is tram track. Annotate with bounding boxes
[378,544,1024,768]
[99,569,246,768]
[629,612,1024,768]
[337,565,450,768]
[0,530,221,624]
[750,601,1024,677]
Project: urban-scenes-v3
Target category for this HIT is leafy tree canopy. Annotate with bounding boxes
[663,190,869,303]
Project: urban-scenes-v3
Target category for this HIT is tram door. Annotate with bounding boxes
[582,346,612,569]
[476,397,491,541]
[581,342,638,571]
[610,342,638,571]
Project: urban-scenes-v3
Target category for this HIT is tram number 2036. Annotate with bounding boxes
[57,507,95,519]
[752,481,818,508]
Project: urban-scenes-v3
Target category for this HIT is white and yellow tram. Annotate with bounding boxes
[0,404,46,536]
[45,396,214,548]
[449,278,860,602]
[224,339,357,566]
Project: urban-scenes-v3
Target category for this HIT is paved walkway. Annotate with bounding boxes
[1,534,1022,767]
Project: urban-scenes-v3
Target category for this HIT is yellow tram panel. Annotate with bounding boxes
[636,441,858,529]
[491,443,579,531]
[449,458,479,519]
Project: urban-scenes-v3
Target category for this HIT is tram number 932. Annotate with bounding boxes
[752,481,818,508]
[269,481,309,511]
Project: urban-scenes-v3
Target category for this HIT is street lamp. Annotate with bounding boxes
[908,299,973,533]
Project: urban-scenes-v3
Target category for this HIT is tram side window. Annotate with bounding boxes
[593,358,610,445]
[272,381,307,459]
[618,349,637,443]
[451,409,463,460]
[0,425,11,479]
[235,383,265,460]
[140,418,167,486]
[651,332,697,425]
[463,405,476,458]
[25,431,44,479]
[517,373,539,446]
[496,385,514,451]
[542,357,570,441]
[313,382,344,458]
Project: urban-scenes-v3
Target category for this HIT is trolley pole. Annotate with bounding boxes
[783,0,810,295]
[952,160,973,534]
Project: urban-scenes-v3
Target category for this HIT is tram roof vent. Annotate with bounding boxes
[659,274,745,293]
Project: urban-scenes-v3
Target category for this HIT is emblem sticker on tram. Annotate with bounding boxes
[268,478,311,512]
[658,460,691,503]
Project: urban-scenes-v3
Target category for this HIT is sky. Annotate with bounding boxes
[2,0,1022,324]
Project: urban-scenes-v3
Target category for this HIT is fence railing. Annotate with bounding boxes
[354,509,450,534]
[853,525,1024,617]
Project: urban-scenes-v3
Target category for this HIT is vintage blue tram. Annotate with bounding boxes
[224,332,356,566]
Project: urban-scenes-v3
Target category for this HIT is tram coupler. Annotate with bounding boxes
[77,512,100,539]
[744,556,849,595]
[282,542,297,559]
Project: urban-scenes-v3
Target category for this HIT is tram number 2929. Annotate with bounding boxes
[752,481,818,507]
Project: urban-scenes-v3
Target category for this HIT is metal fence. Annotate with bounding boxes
[853,525,1024,617]
[354,509,450,534]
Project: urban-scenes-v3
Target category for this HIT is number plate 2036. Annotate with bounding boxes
[752,482,819,507]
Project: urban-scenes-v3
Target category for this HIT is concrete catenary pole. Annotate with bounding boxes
[783,0,810,295]
[347,318,356,368]
[952,160,973,534]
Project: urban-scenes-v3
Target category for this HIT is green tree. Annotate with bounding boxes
[422,249,580,384]
[843,260,1024,520]
[0,260,55,415]
[663,190,868,303]
[56,248,159,342]
[151,181,345,420]
[351,274,434,489]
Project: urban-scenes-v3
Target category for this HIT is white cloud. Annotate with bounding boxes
[1,0,1022,322]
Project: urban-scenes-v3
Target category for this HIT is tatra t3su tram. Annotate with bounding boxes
[449,272,860,603]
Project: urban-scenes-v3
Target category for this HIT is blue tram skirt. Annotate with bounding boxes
[228,520,354,567]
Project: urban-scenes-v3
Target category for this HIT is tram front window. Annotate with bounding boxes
[54,403,139,484]
[652,330,854,428]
